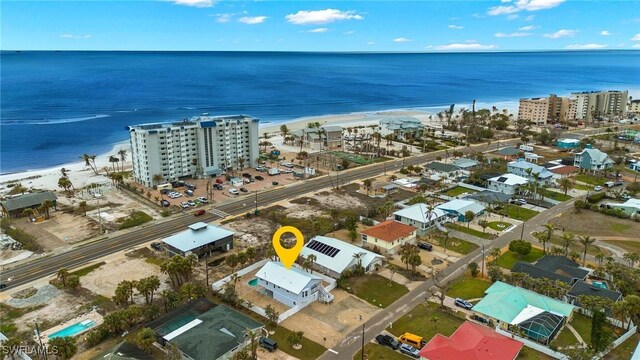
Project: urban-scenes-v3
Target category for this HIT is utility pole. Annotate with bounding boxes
[481,244,485,278]
[361,323,365,360]
[35,321,48,360]
[205,253,209,289]
[520,220,525,240]
[96,196,103,234]
[254,190,258,214]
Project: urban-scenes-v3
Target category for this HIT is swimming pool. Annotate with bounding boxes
[248,278,259,286]
[48,320,96,339]
[592,281,608,289]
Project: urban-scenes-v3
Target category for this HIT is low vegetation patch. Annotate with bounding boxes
[444,186,477,197]
[344,274,409,308]
[387,302,465,341]
[0,303,46,337]
[487,221,511,231]
[605,333,640,360]
[355,343,407,360]
[11,287,38,299]
[70,262,105,277]
[493,204,539,221]
[575,174,607,186]
[117,211,153,230]
[445,223,494,240]
[268,326,326,360]
[494,247,545,269]
[446,276,491,300]
[0,218,43,252]
[540,189,572,202]
[429,233,479,255]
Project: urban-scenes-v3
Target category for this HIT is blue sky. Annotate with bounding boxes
[2,0,640,51]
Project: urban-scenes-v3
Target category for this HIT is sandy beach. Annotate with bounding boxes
[0,109,438,193]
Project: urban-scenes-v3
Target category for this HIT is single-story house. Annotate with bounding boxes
[574,146,614,173]
[556,138,581,149]
[152,301,264,360]
[511,256,589,285]
[487,174,529,195]
[424,162,463,177]
[103,342,154,360]
[566,281,623,306]
[161,222,234,258]
[379,117,424,139]
[495,147,520,160]
[291,125,343,151]
[393,203,449,235]
[435,199,485,222]
[418,321,523,360]
[255,261,333,307]
[0,191,58,218]
[451,157,479,170]
[300,236,384,278]
[465,190,511,207]
[472,282,575,345]
[507,159,556,185]
[360,220,417,254]
[602,199,640,218]
[548,165,580,178]
[361,180,398,196]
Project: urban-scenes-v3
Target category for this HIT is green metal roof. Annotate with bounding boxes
[0,191,57,212]
[472,281,574,324]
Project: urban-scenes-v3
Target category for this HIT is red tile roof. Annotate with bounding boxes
[419,322,523,360]
[549,165,579,175]
[360,220,416,243]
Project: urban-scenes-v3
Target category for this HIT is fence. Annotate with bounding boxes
[495,327,568,359]
[211,259,268,291]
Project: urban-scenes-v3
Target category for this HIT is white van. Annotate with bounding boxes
[519,145,534,152]
[157,183,173,191]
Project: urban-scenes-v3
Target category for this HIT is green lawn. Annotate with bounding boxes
[540,189,572,202]
[445,223,494,240]
[604,333,640,360]
[430,233,479,255]
[552,326,580,348]
[573,183,592,191]
[387,302,465,341]
[494,247,545,269]
[570,313,593,345]
[493,204,539,221]
[610,223,632,233]
[70,261,105,277]
[346,274,409,308]
[268,326,327,360]
[446,276,491,300]
[444,186,477,197]
[575,174,607,186]
[354,343,407,360]
[603,240,640,253]
[517,347,556,360]
[487,221,512,231]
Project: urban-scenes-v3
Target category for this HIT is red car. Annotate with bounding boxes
[194,209,206,216]
[216,179,223,184]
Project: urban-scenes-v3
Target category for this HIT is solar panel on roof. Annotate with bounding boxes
[306,239,341,258]
[497,177,508,183]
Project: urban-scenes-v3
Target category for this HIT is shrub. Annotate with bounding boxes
[508,240,531,257]
[0,218,43,252]
[587,192,606,203]
[118,211,153,230]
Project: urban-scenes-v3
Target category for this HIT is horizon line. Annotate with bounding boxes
[2,49,639,54]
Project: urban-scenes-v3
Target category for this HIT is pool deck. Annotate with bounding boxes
[39,309,103,344]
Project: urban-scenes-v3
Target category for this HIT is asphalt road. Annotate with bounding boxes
[0,125,614,291]
[318,198,578,360]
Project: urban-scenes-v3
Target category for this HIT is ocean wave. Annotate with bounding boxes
[2,114,110,125]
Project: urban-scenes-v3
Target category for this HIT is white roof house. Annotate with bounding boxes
[507,159,556,182]
[162,222,234,256]
[255,261,322,294]
[604,198,640,218]
[436,199,485,218]
[487,173,529,195]
[300,236,384,278]
[394,203,448,223]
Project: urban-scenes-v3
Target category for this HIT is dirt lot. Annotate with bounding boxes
[80,257,170,299]
[225,217,279,249]
[280,289,379,348]
[14,291,88,332]
[551,210,640,238]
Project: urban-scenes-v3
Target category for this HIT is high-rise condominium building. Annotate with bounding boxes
[128,115,259,187]
[571,90,628,121]
[518,97,550,125]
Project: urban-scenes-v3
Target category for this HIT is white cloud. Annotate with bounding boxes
[307,28,329,33]
[344,30,355,35]
[600,30,611,36]
[448,25,464,29]
[367,41,375,45]
[214,13,233,23]
[172,0,215,8]
[501,0,512,2]
[495,32,531,37]
[393,37,412,43]
[434,43,497,51]
[519,25,538,31]
[566,43,607,49]
[424,45,434,49]
[633,44,640,48]
[507,14,519,20]
[60,34,91,39]
[632,34,640,41]
[472,13,485,19]
[543,29,577,39]
[488,0,564,16]
[524,15,535,21]
[238,16,267,24]
[285,9,363,25]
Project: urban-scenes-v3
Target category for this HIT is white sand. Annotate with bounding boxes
[0,109,439,193]
[0,141,131,193]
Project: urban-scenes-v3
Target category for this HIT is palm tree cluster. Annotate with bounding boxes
[160,254,198,288]
[80,153,99,175]
[400,244,422,274]
[623,252,640,268]
[224,247,257,272]
[23,199,55,221]
[301,254,317,273]
[112,276,161,306]
[503,272,569,300]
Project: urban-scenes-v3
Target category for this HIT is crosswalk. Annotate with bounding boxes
[210,208,230,219]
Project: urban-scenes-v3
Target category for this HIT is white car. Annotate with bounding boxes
[229,188,239,195]
[197,197,209,203]
[180,202,190,208]
[283,169,293,174]
[594,186,603,191]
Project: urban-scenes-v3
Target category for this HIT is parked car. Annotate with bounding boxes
[283,169,293,174]
[213,184,223,190]
[242,173,252,178]
[150,242,163,251]
[187,200,196,206]
[0,283,7,289]
[399,344,420,358]
[216,179,223,184]
[197,197,209,203]
[375,334,400,350]
[454,298,473,310]
[194,209,206,216]
[229,188,239,195]
[614,180,624,186]
[240,187,248,193]
[244,178,251,184]
[259,337,278,352]
[272,181,279,186]
[185,189,194,196]
[418,242,433,251]
[255,175,265,181]
[180,202,190,208]
[594,185,603,191]
[160,200,170,207]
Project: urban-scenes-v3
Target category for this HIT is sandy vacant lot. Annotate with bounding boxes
[281,289,378,348]
[551,210,640,238]
[15,291,87,332]
[81,258,169,300]
[226,217,279,249]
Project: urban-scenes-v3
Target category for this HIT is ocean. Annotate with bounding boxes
[1,50,639,174]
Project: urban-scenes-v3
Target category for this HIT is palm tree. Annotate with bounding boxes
[560,232,574,256]
[595,252,605,266]
[490,247,502,261]
[58,176,73,193]
[109,156,119,172]
[152,174,164,186]
[89,154,99,175]
[578,235,596,266]
[388,174,398,182]
[541,223,556,254]
[363,179,373,196]
[48,336,77,359]
[558,177,574,195]
[78,201,88,216]
[136,327,156,353]
[80,153,98,174]
[57,268,70,287]
[40,200,53,219]
[118,148,128,172]
[22,208,36,221]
